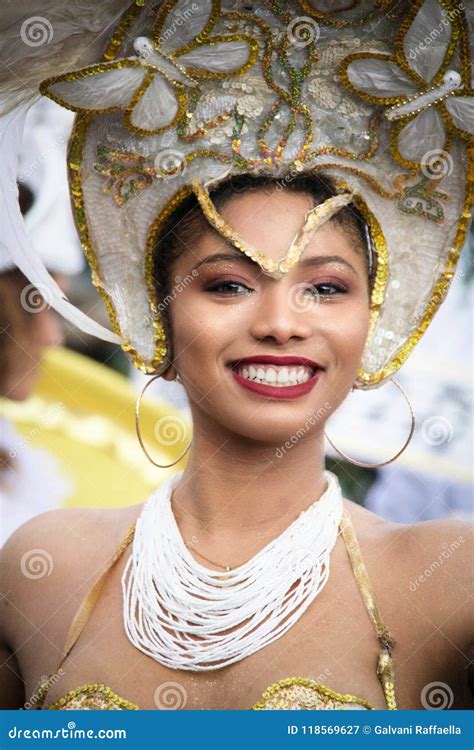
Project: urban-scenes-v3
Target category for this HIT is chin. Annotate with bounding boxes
[208,398,328,446]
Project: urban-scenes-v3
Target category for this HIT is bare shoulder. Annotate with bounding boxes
[346,499,472,591]
[345,498,471,574]
[344,499,473,646]
[0,503,142,648]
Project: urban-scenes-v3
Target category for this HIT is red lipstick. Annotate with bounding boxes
[229,355,324,400]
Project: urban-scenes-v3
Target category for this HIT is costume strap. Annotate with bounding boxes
[33,521,136,709]
[339,508,397,710]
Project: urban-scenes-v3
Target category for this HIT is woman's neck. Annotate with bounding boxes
[170,418,328,566]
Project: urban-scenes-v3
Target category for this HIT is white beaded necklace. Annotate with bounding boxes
[122,470,344,671]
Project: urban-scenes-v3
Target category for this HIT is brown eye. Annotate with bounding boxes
[206,280,253,295]
[307,282,348,296]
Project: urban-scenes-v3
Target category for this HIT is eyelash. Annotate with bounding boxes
[205,279,349,297]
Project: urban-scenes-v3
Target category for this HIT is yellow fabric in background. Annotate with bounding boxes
[0,347,190,509]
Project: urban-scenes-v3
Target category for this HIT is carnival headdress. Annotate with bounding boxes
[0,0,472,387]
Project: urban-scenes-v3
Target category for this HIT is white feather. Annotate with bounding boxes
[0,104,123,345]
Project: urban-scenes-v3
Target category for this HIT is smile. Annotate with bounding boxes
[236,363,313,385]
[228,356,324,400]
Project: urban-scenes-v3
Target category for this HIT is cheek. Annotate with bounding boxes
[329,300,371,365]
[169,290,233,363]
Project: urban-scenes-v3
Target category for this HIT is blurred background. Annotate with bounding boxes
[1,97,472,544]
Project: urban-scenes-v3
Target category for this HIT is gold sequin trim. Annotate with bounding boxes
[143,184,196,374]
[394,0,459,89]
[69,115,166,374]
[102,3,143,62]
[152,0,220,52]
[48,684,139,711]
[310,173,389,386]
[192,180,356,278]
[251,676,373,710]
[339,52,419,108]
[361,142,474,385]
[68,116,123,348]
[172,35,260,81]
[40,60,148,115]
[339,1,470,169]
[273,0,398,28]
[439,91,474,144]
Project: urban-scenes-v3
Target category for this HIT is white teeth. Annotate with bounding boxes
[266,368,277,383]
[235,363,316,387]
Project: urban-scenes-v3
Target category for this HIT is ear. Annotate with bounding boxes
[160,362,179,382]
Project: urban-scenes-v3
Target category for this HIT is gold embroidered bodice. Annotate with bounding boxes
[31,509,397,710]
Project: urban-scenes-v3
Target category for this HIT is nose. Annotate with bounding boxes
[248,280,314,345]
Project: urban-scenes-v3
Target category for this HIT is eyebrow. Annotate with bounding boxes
[191,249,358,276]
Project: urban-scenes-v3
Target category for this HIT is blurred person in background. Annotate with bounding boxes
[0,267,74,545]
[0,99,84,544]
[1,98,190,542]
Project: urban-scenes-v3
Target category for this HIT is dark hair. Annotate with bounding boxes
[153,173,376,361]
[0,183,39,394]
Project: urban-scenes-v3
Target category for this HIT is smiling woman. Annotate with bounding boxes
[154,173,373,435]
[0,0,473,715]
[153,172,376,356]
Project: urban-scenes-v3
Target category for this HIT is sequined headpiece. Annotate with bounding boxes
[0,0,472,386]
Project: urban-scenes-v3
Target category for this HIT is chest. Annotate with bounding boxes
[21,547,461,711]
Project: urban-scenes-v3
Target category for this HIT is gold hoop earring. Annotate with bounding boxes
[135,374,192,468]
[324,378,415,469]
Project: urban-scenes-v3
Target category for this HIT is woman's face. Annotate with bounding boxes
[163,187,371,444]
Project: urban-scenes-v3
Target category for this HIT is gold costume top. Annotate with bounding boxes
[32,508,397,711]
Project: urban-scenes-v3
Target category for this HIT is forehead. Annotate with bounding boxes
[185,187,365,273]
